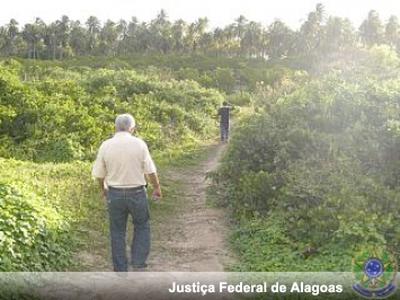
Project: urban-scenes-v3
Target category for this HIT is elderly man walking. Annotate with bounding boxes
[92,114,162,272]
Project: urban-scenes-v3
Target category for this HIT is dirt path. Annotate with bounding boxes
[148,143,234,271]
[75,142,234,272]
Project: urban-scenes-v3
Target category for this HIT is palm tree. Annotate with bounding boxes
[44,22,58,59]
[116,19,128,55]
[211,28,225,56]
[359,10,384,47]
[266,20,293,59]
[2,19,20,56]
[315,3,325,23]
[149,9,173,53]
[323,17,355,52]
[171,19,187,53]
[183,17,208,53]
[56,15,71,59]
[22,18,45,59]
[123,17,140,53]
[70,20,87,56]
[99,20,118,56]
[385,16,400,49]
[234,15,248,41]
[193,18,208,52]
[241,21,263,57]
[86,16,101,54]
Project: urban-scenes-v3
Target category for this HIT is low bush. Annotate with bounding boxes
[0,182,72,271]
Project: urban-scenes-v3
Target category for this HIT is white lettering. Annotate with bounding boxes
[168,282,215,295]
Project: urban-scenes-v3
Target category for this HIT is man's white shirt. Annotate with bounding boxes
[92,132,156,188]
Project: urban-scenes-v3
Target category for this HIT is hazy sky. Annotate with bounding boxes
[2,0,400,29]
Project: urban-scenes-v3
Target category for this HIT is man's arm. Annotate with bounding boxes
[146,173,162,198]
[142,142,162,199]
[92,142,107,202]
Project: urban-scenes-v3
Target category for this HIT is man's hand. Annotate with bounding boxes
[152,186,162,199]
[147,173,162,200]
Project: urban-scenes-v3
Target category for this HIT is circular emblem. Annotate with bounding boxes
[352,247,397,299]
[364,258,384,278]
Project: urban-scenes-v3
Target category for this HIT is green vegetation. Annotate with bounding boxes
[0,58,223,270]
[7,55,297,97]
[0,159,88,270]
[2,3,400,273]
[0,60,222,162]
[212,46,400,271]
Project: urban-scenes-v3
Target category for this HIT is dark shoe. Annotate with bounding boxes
[131,263,148,272]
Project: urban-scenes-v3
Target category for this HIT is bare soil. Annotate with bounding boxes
[148,143,235,271]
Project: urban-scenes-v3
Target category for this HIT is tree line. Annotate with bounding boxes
[1,4,400,60]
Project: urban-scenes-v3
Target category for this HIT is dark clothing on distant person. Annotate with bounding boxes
[218,106,231,127]
[220,124,229,142]
[218,105,233,142]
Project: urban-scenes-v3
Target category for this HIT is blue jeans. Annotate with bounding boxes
[106,187,150,271]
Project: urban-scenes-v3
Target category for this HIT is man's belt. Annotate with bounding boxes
[108,185,145,192]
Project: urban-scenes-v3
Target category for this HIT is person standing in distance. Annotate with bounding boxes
[92,114,162,272]
[218,101,234,143]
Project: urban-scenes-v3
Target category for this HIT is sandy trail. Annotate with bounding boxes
[148,143,234,271]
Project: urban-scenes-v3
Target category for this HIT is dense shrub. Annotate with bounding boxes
[0,61,223,162]
[227,91,253,106]
[213,62,400,270]
[11,55,300,94]
[0,182,72,271]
